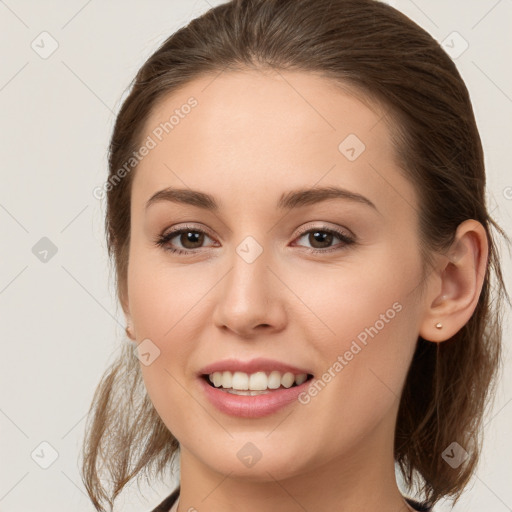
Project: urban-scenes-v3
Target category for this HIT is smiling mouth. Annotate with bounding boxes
[201,371,314,395]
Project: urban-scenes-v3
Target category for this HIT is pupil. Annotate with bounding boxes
[182,231,203,248]
[311,231,332,248]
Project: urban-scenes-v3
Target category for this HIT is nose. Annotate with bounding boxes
[212,244,287,338]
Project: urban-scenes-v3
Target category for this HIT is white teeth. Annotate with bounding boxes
[267,371,282,389]
[232,371,249,390]
[208,370,309,391]
[281,372,295,388]
[295,373,307,385]
[221,371,232,388]
[212,372,223,387]
[249,371,267,390]
[225,389,271,396]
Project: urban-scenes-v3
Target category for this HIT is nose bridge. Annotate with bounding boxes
[212,233,286,335]
[225,234,272,308]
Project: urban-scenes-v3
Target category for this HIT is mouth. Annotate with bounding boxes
[201,371,315,395]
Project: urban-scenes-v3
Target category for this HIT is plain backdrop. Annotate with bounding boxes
[0,1,511,511]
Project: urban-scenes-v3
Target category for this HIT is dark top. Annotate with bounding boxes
[150,486,180,511]
[149,487,433,511]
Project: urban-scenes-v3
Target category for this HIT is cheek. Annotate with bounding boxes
[290,245,421,347]
[126,253,217,419]
[127,246,215,340]
[127,267,205,439]
[292,249,422,428]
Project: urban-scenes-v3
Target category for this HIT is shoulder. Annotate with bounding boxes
[148,486,180,512]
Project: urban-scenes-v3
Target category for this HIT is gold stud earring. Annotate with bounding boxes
[435,322,443,329]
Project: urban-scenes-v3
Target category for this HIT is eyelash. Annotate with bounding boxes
[154,223,355,256]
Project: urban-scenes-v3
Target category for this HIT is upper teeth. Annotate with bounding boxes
[208,371,308,390]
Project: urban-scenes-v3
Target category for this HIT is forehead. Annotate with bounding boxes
[132,69,416,219]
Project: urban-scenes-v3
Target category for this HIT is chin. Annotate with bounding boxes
[195,438,306,481]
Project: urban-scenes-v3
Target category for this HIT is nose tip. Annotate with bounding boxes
[212,256,287,337]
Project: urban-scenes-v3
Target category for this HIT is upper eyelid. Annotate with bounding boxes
[164,223,216,240]
[163,222,351,237]
[294,222,353,238]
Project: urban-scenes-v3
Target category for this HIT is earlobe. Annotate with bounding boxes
[123,303,136,341]
[419,219,489,343]
[119,288,135,340]
[125,323,136,341]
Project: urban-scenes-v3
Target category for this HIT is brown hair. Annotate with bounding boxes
[81,0,510,510]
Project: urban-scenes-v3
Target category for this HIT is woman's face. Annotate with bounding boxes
[125,70,429,481]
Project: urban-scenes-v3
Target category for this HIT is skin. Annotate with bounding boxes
[122,69,488,512]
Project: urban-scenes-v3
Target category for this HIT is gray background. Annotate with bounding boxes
[0,1,510,510]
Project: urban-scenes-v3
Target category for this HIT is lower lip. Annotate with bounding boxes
[199,376,313,418]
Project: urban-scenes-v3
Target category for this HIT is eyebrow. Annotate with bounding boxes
[144,186,378,212]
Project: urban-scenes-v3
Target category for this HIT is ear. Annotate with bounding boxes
[124,315,136,341]
[119,286,136,341]
[419,219,489,343]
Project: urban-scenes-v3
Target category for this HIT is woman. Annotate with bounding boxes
[81,0,509,511]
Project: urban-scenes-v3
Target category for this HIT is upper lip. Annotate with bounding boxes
[199,358,313,376]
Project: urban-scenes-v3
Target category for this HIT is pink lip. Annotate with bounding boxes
[198,357,312,376]
[199,375,313,418]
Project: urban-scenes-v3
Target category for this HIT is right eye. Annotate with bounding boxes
[154,225,218,255]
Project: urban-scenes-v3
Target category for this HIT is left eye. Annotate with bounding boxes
[292,227,355,252]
